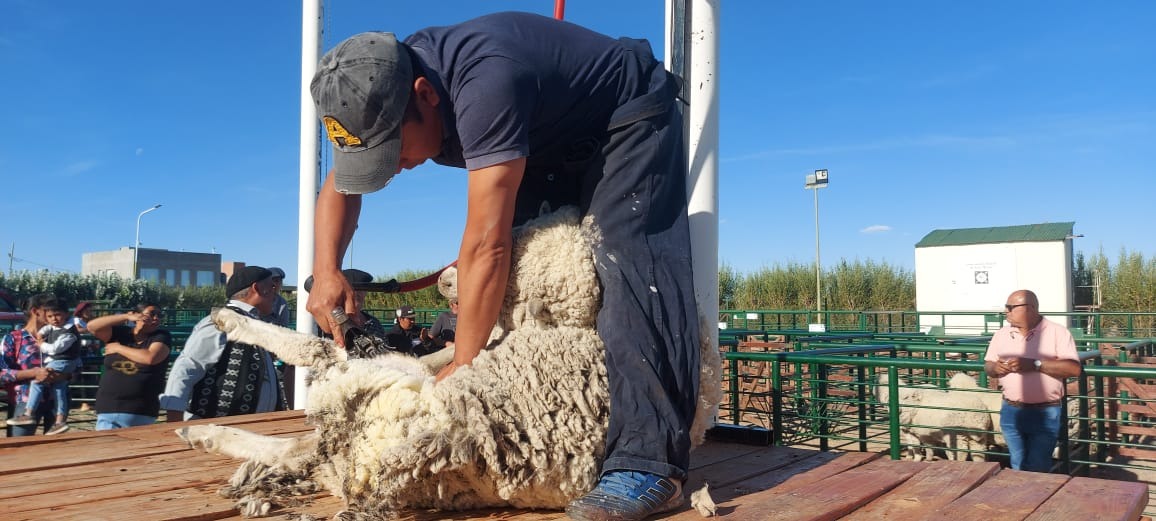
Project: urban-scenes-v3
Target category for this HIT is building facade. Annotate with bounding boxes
[915,222,1076,334]
[82,247,223,287]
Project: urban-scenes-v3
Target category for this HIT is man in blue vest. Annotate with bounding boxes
[306,13,700,520]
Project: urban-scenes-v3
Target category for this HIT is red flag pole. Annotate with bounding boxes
[554,0,565,20]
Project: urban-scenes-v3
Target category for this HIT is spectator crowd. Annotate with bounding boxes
[2,265,454,436]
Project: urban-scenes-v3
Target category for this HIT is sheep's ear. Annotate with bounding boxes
[538,201,552,217]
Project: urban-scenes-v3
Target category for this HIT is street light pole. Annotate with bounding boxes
[134,204,162,279]
[804,169,829,314]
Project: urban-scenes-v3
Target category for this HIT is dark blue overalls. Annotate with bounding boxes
[512,41,702,481]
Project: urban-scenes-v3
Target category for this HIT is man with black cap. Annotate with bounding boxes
[385,305,438,356]
[160,266,286,422]
[306,12,698,520]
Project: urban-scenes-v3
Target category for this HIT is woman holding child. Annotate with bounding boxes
[87,304,172,430]
[1,293,66,436]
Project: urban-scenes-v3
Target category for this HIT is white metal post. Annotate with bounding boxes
[667,0,720,353]
[813,188,821,313]
[805,169,828,318]
[134,204,161,279]
[295,0,322,409]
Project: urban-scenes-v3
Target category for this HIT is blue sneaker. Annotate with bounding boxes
[566,471,683,521]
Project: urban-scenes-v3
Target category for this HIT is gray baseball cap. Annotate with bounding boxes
[310,32,413,195]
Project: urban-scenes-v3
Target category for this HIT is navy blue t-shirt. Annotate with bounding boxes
[404,12,658,172]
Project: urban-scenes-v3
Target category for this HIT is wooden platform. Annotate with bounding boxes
[0,410,1148,521]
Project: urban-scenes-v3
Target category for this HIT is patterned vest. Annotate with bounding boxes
[187,306,286,418]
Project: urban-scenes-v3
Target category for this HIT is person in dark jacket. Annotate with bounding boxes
[386,305,438,356]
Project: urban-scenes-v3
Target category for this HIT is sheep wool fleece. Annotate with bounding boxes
[176,207,721,519]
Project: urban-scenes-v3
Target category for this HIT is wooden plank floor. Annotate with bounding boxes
[0,411,1147,521]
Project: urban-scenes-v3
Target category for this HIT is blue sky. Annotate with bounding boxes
[2,1,1153,284]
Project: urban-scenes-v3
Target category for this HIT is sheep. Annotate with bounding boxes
[175,206,721,520]
[948,372,1082,459]
[875,373,994,462]
[948,372,1004,447]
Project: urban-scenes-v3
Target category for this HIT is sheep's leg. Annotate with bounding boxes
[940,432,957,461]
[418,344,455,373]
[901,431,923,461]
[967,436,987,462]
[212,307,342,367]
[917,430,944,461]
[177,424,319,472]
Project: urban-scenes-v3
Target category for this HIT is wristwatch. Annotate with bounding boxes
[1033,359,1043,371]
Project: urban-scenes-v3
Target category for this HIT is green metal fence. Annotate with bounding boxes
[719,337,1156,517]
[721,309,1156,337]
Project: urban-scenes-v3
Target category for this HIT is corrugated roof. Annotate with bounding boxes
[915,222,1075,248]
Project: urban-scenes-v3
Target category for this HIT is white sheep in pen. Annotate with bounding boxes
[874,373,994,462]
[948,372,1005,447]
[948,371,1082,459]
[176,206,722,520]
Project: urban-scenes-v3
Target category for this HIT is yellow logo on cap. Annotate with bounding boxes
[323,116,363,147]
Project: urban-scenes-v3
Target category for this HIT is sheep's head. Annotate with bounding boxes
[437,266,457,302]
[494,206,600,333]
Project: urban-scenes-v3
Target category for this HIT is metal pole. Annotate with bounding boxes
[134,204,161,279]
[296,0,323,409]
[814,187,821,313]
[666,0,719,340]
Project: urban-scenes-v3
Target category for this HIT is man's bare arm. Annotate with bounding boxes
[105,341,171,366]
[437,158,525,381]
[307,173,363,342]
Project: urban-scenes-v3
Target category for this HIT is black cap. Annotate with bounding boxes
[342,268,374,285]
[226,266,273,298]
[311,32,413,194]
[396,305,416,319]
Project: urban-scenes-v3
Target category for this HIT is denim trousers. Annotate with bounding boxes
[1000,401,1062,472]
[26,358,82,416]
[96,412,158,430]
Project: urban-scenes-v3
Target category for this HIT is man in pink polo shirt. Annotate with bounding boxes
[983,289,1082,471]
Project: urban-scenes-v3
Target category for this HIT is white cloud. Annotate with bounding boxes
[61,160,98,176]
[860,225,892,234]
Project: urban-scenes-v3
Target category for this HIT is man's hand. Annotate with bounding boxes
[436,360,462,382]
[30,367,53,383]
[306,269,358,348]
[999,357,1035,374]
[420,328,431,342]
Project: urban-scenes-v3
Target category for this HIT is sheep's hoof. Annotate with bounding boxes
[176,425,216,452]
[234,497,272,518]
[213,307,246,334]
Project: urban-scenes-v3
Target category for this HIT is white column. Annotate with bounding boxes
[671,0,720,350]
[294,0,322,409]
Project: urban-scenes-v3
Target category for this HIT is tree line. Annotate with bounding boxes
[2,249,1153,314]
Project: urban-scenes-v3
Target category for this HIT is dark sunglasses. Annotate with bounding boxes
[1004,303,1028,311]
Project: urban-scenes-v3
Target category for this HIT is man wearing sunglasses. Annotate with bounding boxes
[983,289,1082,471]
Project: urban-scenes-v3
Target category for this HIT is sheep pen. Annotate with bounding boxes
[175,206,722,520]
